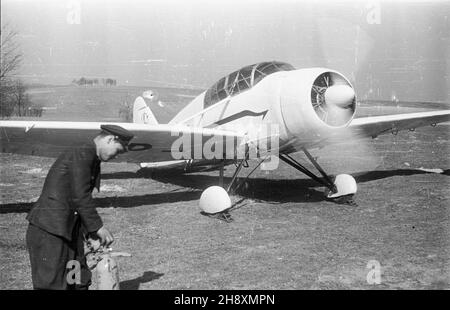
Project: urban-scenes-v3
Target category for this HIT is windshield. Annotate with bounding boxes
[204,61,295,108]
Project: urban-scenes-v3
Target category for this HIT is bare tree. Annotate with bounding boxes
[10,80,31,116]
[0,23,22,81]
[118,98,132,122]
[0,83,15,118]
[1,23,25,118]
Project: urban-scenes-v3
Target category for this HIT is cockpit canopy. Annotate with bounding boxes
[204,61,295,108]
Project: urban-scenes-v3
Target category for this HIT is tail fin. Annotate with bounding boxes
[133,96,158,125]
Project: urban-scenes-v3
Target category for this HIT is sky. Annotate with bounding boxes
[1,0,449,101]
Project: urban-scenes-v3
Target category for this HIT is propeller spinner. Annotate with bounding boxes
[311,72,356,127]
[324,84,355,108]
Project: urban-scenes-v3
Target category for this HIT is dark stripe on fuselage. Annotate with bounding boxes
[205,110,269,128]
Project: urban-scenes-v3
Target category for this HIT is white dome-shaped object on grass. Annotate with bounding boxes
[199,186,231,214]
[325,174,357,198]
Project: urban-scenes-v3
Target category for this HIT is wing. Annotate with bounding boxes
[0,121,243,163]
[349,109,450,139]
[284,109,450,151]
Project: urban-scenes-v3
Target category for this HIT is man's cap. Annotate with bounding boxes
[100,124,134,146]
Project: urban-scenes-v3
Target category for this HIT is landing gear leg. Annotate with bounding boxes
[279,149,357,204]
[219,160,224,187]
[226,158,247,192]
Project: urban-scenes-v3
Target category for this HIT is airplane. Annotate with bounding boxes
[1,61,449,218]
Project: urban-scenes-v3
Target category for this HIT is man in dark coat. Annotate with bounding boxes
[26,125,134,290]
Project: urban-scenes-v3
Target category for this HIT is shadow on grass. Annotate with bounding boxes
[120,271,164,290]
[1,168,446,214]
[352,169,434,182]
[0,190,202,214]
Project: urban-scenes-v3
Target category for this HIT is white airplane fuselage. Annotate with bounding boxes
[168,66,356,156]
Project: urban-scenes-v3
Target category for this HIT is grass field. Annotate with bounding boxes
[20,85,201,123]
[0,85,449,289]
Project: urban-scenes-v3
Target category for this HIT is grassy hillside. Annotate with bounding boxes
[22,85,202,123]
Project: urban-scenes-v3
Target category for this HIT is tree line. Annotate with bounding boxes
[72,77,117,86]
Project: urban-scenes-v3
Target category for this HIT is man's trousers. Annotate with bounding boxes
[26,222,92,290]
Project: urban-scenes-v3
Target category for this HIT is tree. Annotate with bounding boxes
[0,83,15,118]
[0,23,22,82]
[10,80,31,116]
[1,23,25,118]
[118,100,132,122]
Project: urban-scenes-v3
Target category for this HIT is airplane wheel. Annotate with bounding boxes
[325,174,357,199]
[199,186,231,214]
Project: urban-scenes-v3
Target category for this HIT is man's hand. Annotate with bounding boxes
[96,226,114,247]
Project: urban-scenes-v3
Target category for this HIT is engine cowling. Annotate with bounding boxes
[279,68,356,141]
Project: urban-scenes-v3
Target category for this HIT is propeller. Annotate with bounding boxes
[311,71,356,127]
[306,15,383,175]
